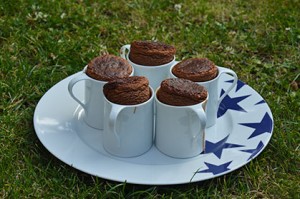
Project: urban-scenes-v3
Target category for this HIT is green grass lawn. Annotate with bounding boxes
[1,0,299,198]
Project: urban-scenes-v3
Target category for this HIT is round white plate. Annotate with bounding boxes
[33,72,273,185]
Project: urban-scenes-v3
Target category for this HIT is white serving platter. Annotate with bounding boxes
[33,72,273,185]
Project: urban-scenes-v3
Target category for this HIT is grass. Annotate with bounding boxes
[1,0,299,198]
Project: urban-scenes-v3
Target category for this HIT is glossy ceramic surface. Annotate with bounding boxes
[103,87,154,158]
[34,72,273,185]
[155,92,207,158]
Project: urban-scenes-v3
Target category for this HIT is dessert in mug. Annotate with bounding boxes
[157,78,208,106]
[103,76,151,105]
[170,57,238,128]
[171,58,218,82]
[102,76,153,157]
[129,40,176,66]
[86,54,132,81]
[67,54,133,130]
[155,78,208,158]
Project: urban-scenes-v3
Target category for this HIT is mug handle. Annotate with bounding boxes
[188,107,207,147]
[120,44,131,59]
[217,66,238,104]
[109,104,125,147]
[68,69,89,111]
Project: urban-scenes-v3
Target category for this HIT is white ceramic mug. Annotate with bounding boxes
[170,65,237,128]
[120,44,176,90]
[103,87,154,157]
[68,66,134,130]
[155,89,208,158]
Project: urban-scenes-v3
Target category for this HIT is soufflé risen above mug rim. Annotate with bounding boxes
[86,54,133,81]
[128,40,176,66]
[171,57,218,82]
[103,76,152,106]
[156,78,208,107]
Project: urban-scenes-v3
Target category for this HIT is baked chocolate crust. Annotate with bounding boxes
[172,58,218,82]
[86,54,132,81]
[129,40,176,66]
[157,78,208,106]
[103,76,151,105]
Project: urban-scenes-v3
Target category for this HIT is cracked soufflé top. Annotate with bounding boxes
[129,40,176,66]
[172,58,218,82]
[157,78,208,106]
[103,76,151,105]
[86,54,132,81]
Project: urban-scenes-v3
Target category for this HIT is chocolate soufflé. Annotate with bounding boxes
[129,40,176,66]
[86,54,132,81]
[157,78,208,106]
[103,76,151,105]
[172,58,218,82]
